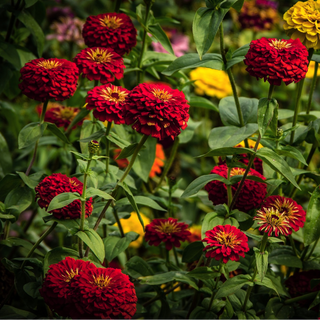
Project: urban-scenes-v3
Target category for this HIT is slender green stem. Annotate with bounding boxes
[172,246,179,267]
[227,166,232,207]
[268,84,275,100]
[2,221,11,240]
[154,137,179,193]
[207,263,223,311]
[285,291,318,305]
[5,0,22,43]
[168,182,174,217]
[275,140,283,196]
[113,0,122,12]
[40,100,49,124]
[165,247,169,265]
[305,237,320,261]
[289,234,300,258]
[306,62,318,116]
[105,121,112,174]
[113,203,125,237]
[137,1,153,83]
[94,79,99,87]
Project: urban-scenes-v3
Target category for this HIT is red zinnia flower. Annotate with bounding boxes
[86,84,129,124]
[82,13,137,56]
[73,47,125,83]
[39,257,96,317]
[244,38,308,86]
[36,102,83,130]
[145,218,191,250]
[124,83,190,140]
[203,225,249,263]
[205,165,267,212]
[261,195,306,232]
[35,173,93,219]
[254,206,291,236]
[74,267,137,319]
[19,58,79,102]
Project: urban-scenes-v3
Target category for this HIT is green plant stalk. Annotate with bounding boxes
[105,121,113,174]
[113,0,122,12]
[275,140,283,196]
[284,291,318,305]
[137,1,153,83]
[40,100,49,124]
[306,61,319,116]
[5,0,22,43]
[208,262,223,311]
[305,237,320,261]
[2,221,11,240]
[79,158,92,258]
[88,134,149,239]
[172,246,179,267]
[154,137,179,193]
[112,203,125,237]
[289,234,300,258]
[227,166,232,206]
[243,232,268,312]
[168,182,174,217]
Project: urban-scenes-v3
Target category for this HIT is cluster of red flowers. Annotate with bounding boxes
[145,218,191,250]
[205,164,267,212]
[35,173,93,220]
[40,257,137,319]
[254,195,306,237]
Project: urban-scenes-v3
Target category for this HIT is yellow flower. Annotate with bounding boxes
[189,67,232,99]
[283,1,320,49]
[237,139,263,150]
[306,61,320,79]
[116,212,150,249]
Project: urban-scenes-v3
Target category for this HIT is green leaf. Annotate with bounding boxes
[104,235,132,262]
[254,248,268,282]
[0,238,43,256]
[116,143,139,160]
[208,124,258,150]
[86,187,114,200]
[309,291,320,310]
[47,192,81,212]
[215,275,253,299]
[75,229,105,262]
[24,0,39,8]
[16,171,41,189]
[162,53,223,76]
[67,108,90,132]
[18,122,46,149]
[106,131,131,149]
[0,39,21,69]
[275,146,307,166]
[17,10,44,57]
[0,174,21,201]
[148,23,174,55]
[265,297,293,319]
[0,133,12,176]
[199,147,255,157]
[179,119,202,144]
[126,256,154,278]
[219,97,259,127]
[257,98,278,137]
[4,186,33,214]
[231,0,245,11]
[268,246,303,268]
[304,185,320,245]
[256,148,299,189]
[188,267,219,281]
[189,96,218,112]
[182,241,204,263]
[116,195,166,211]
[193,7,228,59]
[46,123,70,144]
[0,305,36,319]
[78,128,106,143]
[181,174,230,198]
[201,212,224,239]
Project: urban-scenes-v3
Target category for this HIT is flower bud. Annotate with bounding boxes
[277,128,283,138]
[89,140,99,154]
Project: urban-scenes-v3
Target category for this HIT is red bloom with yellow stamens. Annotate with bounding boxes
[203,225,249,263]
[254,206,291,236]
[145,218,191,250]
[35,173,93,220]
[124,83,189,140]
[261,195,306,232]
[36,102,83,130]
[39,257,96,318]
[82,13,137,56]
[74,267,137,319]
[73,47,125,83]
[86,84,129,124]
[149,144,166,178]
[244,37,308,86]
[19,58,79,102]
[205,164,267,212]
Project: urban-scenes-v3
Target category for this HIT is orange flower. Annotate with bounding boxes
[149,144,166,178]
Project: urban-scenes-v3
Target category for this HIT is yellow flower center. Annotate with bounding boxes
[100,86,128,103]
[215,230,241,248]
[230,168,246,176]
[92,274,112,289]
[272,198,298,218]
[151,88,173,102]
[62,268,79,282]
[87,48,113,64]
[54,107,75,121]
[69,179,80,187]
[37,60,62,69]
[99,16,123,29]
[260,207,288,228]
[154,221,181,234]
[269,39,292,50]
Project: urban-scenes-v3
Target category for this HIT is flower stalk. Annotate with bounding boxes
[306,61,318,116]
[105,121,113,174]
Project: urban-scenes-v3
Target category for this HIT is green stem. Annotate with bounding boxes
[137,1,153,83]
[2,221,11,240]
[306,62,318,116]
[208,263,223,311]
[289,234,300,258]
[284,291,318,305]
[172,246,179,267]
[113,0,122,12]
[94,79,99,87]
[105,121,112,174]
[154,137,179,193]
[40,100,49,124]
[113,203,125,237]
[5,0,22,43]
[79,159,92,258]
[275,140,283,196]
[227,166,232,207]
[305,237,320,261]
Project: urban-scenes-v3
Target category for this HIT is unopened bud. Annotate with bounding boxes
[89,140,99,154]
[276,128,283,138]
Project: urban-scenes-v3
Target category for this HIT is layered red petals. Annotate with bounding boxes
[35,173,93,219]
[203,225,249,263]
[124,83,190,140]
[74,267,137,319]
[19,58,79,102]
[244,37,308,86]
[74,47,125,83]
[205,164,267,212]
[82,13,137,56]
[145,218,191,250]
[86,84,129,124]
[39,257,96,317]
